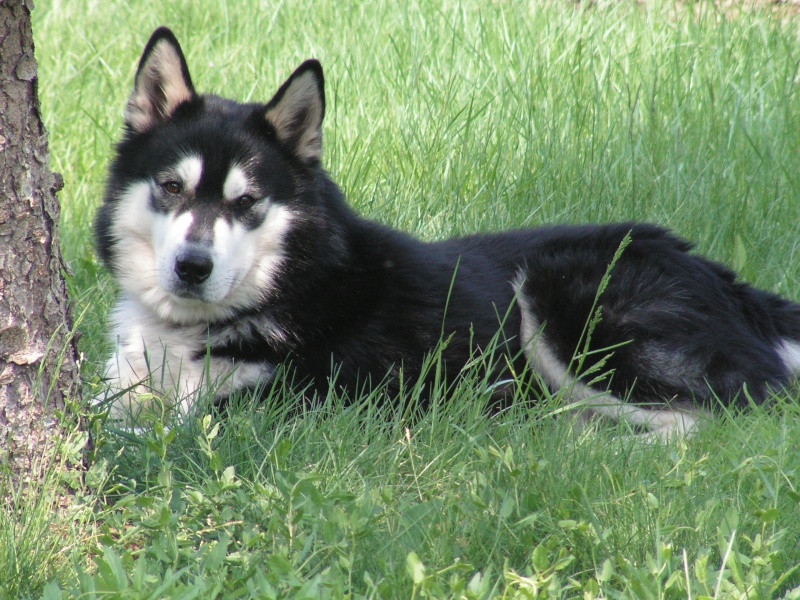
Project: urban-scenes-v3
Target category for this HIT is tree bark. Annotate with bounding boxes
[0,0,80,480]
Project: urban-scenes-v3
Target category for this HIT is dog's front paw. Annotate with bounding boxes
[95,351,185,428]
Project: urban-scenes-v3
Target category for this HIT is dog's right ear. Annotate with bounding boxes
[125,27,195,133]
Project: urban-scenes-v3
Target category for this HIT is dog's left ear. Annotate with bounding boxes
[263,60,325,165]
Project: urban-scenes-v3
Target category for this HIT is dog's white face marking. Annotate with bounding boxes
[191,216,246,303]
[217,202,294,309]
[155,209,195,295]
[223,164,249,201]
[109,156,293,325]
[175,155,203,194]
[110,180,161,305]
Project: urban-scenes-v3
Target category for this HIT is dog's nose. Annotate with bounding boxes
[174,247,213,284]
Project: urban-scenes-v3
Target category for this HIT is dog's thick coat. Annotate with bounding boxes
[96,27,800,436]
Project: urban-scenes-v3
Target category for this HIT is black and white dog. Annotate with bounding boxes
[96,27,800,436]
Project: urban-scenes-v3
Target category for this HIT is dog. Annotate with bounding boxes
[95,26,800,437]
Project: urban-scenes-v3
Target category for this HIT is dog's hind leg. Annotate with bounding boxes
[514,278,709,439]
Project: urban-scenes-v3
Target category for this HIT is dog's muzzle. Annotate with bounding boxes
[174,245,213,285]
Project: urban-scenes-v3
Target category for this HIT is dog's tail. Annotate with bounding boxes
[761,288,800,377]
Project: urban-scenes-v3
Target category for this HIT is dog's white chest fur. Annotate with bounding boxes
[102,295,273,419]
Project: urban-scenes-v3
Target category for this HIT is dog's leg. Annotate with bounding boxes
[514,278,709,439]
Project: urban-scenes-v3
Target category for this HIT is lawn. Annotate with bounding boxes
[7,0,800,597]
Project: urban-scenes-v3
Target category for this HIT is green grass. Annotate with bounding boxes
[7,0,800,597]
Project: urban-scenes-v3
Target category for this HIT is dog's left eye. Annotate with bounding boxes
[234,195,256,211]
[162,181,182,195]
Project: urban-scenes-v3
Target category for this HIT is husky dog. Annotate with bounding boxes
[96,27,800,436]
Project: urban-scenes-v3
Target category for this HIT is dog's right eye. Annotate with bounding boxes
[162,181,182,195]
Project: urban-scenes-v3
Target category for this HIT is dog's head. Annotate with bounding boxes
[96,28,332,324]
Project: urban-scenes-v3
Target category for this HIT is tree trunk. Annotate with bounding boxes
[0,0,80,481]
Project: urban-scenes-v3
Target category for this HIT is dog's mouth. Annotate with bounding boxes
[163,268,243,308]
[170,285,208,302]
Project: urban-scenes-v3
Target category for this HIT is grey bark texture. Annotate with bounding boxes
[0,0,80,480]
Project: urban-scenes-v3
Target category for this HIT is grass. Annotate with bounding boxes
[5,0,800,597]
